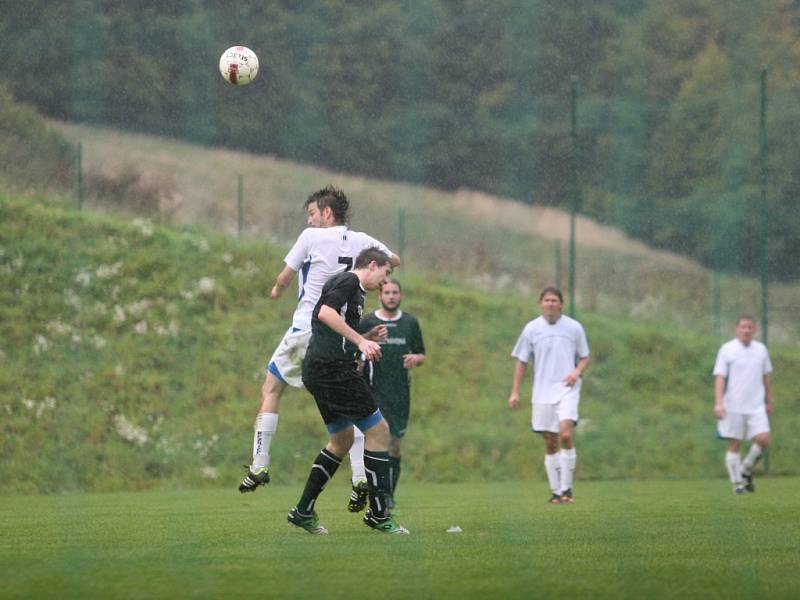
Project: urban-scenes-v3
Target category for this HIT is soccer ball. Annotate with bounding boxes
[219,46,259,86]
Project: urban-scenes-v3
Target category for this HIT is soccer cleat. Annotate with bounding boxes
[238,465,270,493]
[348,480,369,513]
[287,507,328,534]
[560,489,574,504]
[363,509,410,534]
[548,494,563,504]
[734,485,745,495]
[742,471,755,493]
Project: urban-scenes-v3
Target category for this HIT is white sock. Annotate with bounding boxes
[559,448,576,494]
[251,412,278,470]
[349,427,366,483]
[544,453,561,494]
[742,444,763,473]
[725,451,742,486]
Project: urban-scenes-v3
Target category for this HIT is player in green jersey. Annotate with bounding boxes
[354,278,425,509]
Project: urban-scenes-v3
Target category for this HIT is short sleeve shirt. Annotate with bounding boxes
[306,271,365,363]
[358,310,425,402]
[713,338,772,414]
[284,226,391,330]
[511,315,590,405]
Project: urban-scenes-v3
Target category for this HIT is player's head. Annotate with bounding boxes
[355,247,393,290]
[538,286,564,323]
[379,278,402,312]
[305,185,350,227]
[735,314,756,345]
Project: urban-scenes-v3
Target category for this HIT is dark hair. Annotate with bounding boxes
[539,286,564,303]
[304,185,350,224]
[380,277,402,292]
[736,313,756,325]
[354,246,392,269]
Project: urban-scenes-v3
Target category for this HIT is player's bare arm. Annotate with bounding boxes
[764,374,774,415]
[563,356,590,387]
[713,375,726,419]
[318,305,382,360]
[508,360,527,410]
[271,264,297,298]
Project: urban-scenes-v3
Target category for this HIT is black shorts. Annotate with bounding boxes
[302,357,378,427]
[375,393,410,438]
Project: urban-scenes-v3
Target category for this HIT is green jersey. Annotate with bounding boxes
[359,310,425,404]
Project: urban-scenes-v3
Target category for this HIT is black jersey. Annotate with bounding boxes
[359,310,425,402]
[306,271,365,363]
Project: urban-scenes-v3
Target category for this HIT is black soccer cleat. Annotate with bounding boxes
[347,480,369,513]
[742,471,755,493]
[238,465,270,493]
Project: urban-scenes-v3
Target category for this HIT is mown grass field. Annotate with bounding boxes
[2,478,798,599]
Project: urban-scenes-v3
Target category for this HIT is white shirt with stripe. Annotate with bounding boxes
[284,226,391,331]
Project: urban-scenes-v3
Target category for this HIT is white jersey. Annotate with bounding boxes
[284,226,391,331]
[713,338,772,414]
[511,315,590,405]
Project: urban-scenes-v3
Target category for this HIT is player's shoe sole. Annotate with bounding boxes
[363,509,409,534]
[348,480,369,513]
[561,489,574,504]
[287,507,328,534]
[548,494,563,504]
[238,465,270,493]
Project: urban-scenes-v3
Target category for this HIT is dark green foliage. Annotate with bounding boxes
[4,1,800,276]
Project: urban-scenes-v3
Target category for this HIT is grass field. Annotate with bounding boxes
[2,477,798,599]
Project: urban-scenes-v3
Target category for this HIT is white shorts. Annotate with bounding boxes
[532,394,579,434]
[717,410,770,441]
[267,328,312,388]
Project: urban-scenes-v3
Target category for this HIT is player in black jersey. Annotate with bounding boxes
[356,278,425,509]
[287,247,410,535]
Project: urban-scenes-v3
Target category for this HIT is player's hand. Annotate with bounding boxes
[563,369,581,387]
[270,285,282,299]
[402,353,421,369]
[714,404,725,419]
[508,392,519,410]
[766,399,774,416]
[364,325,388,342]
[358,339,382,361]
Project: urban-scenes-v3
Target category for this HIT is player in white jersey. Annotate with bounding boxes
[508,287,590,504]
[239,186,400,493]
[713,314,773,494]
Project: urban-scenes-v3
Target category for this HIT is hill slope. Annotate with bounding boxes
[2,194,799,494]
[49,120,800,344]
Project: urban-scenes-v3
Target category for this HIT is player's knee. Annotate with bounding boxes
[260,374,284,412]
[559,432,573,448]
[364,419,390,447]
[754,433,770,448]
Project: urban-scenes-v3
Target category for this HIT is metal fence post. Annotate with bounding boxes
[237,174,244,238]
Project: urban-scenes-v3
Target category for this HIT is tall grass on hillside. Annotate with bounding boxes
[1,194,799,494]
[50,120,800,344]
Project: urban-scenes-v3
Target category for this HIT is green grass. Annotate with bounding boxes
[2,193,800,493]
[2,478,799,599]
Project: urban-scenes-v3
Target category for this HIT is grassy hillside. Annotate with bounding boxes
[2,194,799,494]
[49,120,800,344]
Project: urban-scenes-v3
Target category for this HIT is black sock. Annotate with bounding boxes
[364,449,391,518]
[389,456,402,497]
[296,448,341,515]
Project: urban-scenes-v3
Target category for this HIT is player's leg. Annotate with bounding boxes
[240,329,309,493]
[741,413,771,492]
[534,404,562,503]
[719,412,745,493]
[558,420,577,503]
[557,394,579,503]
[387,435,402,508]
[347,427,369,512]
[239,372,285,492]
[288,426,353,534]
[361,414,409,534]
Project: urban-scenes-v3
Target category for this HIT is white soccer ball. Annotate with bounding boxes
[219,46,259,86]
